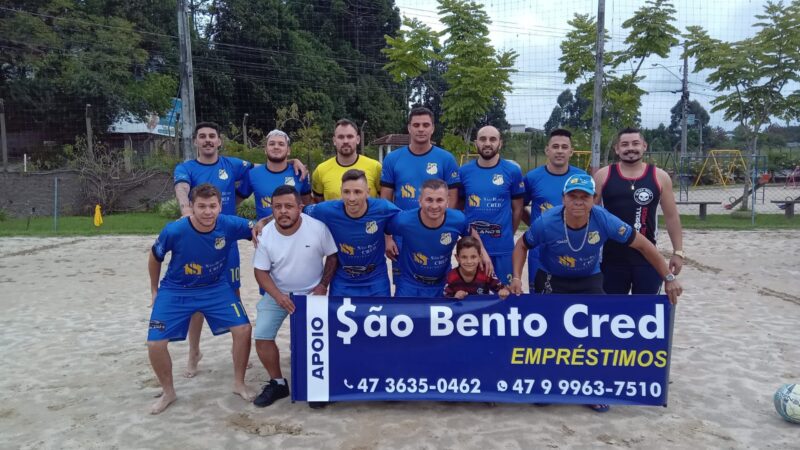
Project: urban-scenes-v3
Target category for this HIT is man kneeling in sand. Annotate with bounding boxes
[146,183,256,414]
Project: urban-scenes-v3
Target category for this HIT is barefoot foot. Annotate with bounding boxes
[150,392,177,414]
[183,352,203,378]
[233,383,257,402]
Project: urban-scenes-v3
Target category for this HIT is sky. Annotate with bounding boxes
[394,0,795,131]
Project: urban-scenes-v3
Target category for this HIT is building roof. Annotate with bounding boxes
[369,134,410,146]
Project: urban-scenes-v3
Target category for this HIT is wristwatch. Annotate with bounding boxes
[664,273,676,282]
[673,250,685,258]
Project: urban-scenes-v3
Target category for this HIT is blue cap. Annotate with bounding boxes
[563,174,596,195]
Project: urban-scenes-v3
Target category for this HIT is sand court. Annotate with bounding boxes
[0,230,798,448]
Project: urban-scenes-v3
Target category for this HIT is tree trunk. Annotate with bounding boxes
[739,135,759,211]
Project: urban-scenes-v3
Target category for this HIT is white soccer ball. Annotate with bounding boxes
[774,383,800,424]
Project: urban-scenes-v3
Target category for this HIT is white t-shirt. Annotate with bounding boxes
[253,213,338,294]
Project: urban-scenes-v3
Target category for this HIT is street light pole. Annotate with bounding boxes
[680,42,688,164]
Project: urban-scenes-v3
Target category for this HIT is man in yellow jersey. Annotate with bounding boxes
[312,119,382,202]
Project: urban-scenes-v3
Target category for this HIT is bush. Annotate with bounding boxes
[156,198,181,219]
[236,196,257,219]
[0,207,8,221]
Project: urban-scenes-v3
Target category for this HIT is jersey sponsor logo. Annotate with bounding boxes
[468,194,481,207]
[518,181,525,189]
[470,220,502,238]
[400,184,416,198]
[413,252,429,265]
[218,168,229,180]
[184,263,203,275]
[618,225,627,236]
[284,176,296,186]
[343,264,376,277]
[214,236,226,250]
[439,232,452,245]
[339,243,355,256]
[558,255,576,268]
[634,187,654,205]
[588,231,600,244]
[260,196,272,208]
[450,170,459,180]
[492,174,504,185]
[413,273,440,285]
[365,220,378,234]
[540,202,554,212]
[426,162,438,175]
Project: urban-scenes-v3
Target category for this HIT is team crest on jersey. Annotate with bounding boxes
[284,176,296,186]
[492,174,504,185]
[261,196,271,208]
[634,187,654,205]
[339,243,355,256]
[618,226,627,236]
[365,221,378,234]
[218,169,229,180]
[439,232,452,245]
[558,255,576,268]
[588,231,600,244]
[413,252,428,265]
[468,194,481,207]
[426,162,438,175]
[214,237,226,250]
[401,184,416,198]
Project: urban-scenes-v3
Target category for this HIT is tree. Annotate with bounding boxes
[558,0,679,163]
[685,0,800,209]
[0,1,177,143]
[668,99,711,152]
[543,88,592,133]
[383,0,517,142]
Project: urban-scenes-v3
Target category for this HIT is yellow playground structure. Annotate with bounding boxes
[692,150,748,187]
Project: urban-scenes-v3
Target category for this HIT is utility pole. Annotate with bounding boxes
[589,0,606,174]
[85,104,94,161]
[177,0,196,161]
[243,113,249,147]
[1,99,7,172]
[680,42,688,163]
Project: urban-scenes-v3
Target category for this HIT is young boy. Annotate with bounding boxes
[444,237,510,299]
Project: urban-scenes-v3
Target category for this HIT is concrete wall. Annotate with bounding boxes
[0,170,173,218]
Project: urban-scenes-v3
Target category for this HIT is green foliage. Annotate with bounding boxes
[440,134,473,163]
[0,207,8,222]
[557,0,679,160]
[684,0,800,152]
[236,196,257,219]
[383,1,516,140]
[156,199,181,219]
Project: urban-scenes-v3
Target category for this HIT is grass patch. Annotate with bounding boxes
[0,212,171,236]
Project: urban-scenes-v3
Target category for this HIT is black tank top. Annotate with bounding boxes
[601,163,660,265]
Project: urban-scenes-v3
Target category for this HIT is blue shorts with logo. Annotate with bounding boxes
[331,275,391,297]
[490,253,513,286]
[394,280,444,298]
[148,284,249,342]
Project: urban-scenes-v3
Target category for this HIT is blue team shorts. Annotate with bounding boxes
[394,280,444,298]
[331,275,391,297]
[147,284,250,342]
[254,292,290,340]
[527,247,542,291]
[490,254,513,286]
[224,244,241,290]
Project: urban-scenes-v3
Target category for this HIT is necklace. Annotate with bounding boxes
[563,211,590,252]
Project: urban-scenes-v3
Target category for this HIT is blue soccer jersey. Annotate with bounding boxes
[305,198,401,291]
[523,165,585,282]
[173,156,252,215]
[524,165,586,221]
[152,215,254,290]
[380,146,461,211]
[387,208,470,292]
[459,159,525,256]
[238,163,311,219]
[522,205,634,278]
